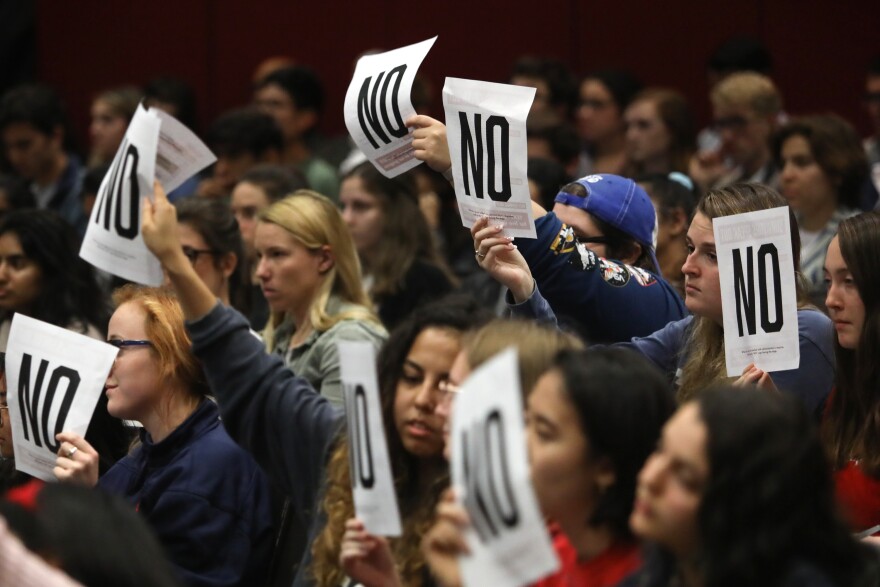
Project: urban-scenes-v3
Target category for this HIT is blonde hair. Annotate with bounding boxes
[112,285,208,397]
[258,190,380,350]
[710,72,782,118]
[462,319,585,396]
[677,183,807,402]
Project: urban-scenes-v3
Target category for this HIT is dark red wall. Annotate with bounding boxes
[34,0,880,150]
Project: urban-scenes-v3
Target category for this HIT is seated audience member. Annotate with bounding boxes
[0,84,88,235]
[142,199,494,587]
[624,88,696,176]
[637,173,697,298]
[773,114,868,307]
[861,55,880,207]
[407,115,686,342]
[0,210,107,350]
[697,36,774,154]
[2,483,181,587]
[475,183,834,414]
[87,86,141,167]
[690,72,782,192]
[625,386,880,587]
[173,197,246,312]
[53,285,274,587]
[509,56,577,120]
[575,69,643,176]
[198,107,283,199]
[820,212,880,536]
[414,347,674,587]
[340,163,454,330]
[254,66,339,199]
[258,190,386,405]
[230,164,308,328]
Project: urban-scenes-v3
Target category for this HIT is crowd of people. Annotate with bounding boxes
[0,35,879,587]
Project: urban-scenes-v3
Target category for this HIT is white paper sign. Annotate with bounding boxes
[338,341,402,536]
[343,37,437,178]
[443,78,536,239]
[5,315,118,481]
[451,348,558,587]
[152,108,216,193]
[80,104,163,285]
[714,206,800,376]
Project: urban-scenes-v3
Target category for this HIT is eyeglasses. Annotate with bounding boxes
[713,115,750,132]
[437,379,461,400]
[181,246,219,265]
[108,339,153,350]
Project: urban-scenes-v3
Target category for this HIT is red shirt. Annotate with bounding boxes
[531,525,640,587]
[835,460,880,535]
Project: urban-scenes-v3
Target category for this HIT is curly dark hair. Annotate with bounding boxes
[695,386,868,587]
[0,209,107,333]
[310,294,492,586]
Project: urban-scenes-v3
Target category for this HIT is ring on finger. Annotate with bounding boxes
[67,446,78,458]
[474,250,486,259]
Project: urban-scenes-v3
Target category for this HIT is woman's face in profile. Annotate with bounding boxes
[339,176,384,259]
[105,302,162,421]
[0,231,43,314]
[630,403,707,557]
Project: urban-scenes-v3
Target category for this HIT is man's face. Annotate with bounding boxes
[713,103,773,170]
[254,83,311,142]
[1,123,60,181]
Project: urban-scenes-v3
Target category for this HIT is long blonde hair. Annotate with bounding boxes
[258,190,380,350]
[677,183,808,402]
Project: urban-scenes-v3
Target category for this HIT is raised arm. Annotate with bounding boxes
[142,181,216,320]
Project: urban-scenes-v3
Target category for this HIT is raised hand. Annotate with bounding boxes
[472,216,535,302]
[408,115,452,174]
[339,518,402,587]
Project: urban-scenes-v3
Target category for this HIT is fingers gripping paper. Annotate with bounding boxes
[443,78,536,239]
[79,104,215,285]
[338,341,402,536]
[5,315,118,481]
[451,348,558,586]
[714,207,800,376]
[343,37,437,178]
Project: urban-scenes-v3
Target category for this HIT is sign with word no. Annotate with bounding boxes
[6,315,118,481]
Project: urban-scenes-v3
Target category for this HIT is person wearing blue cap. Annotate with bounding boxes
[407,114,687,343]
[499,173,687,343]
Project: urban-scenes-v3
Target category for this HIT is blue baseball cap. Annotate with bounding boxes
[554,174,660,274]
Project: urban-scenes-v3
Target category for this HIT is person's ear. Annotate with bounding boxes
[668,207,689,238]
[595,458,617,494]
[316,245,335,274]
[219,252,237,279]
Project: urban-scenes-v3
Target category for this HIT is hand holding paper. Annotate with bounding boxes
[422,489,468,587]
[339,518,401,587]
[471,216,534,302]
[733,363,779,393]
[408,114,452,174]
[53,431,99,487]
